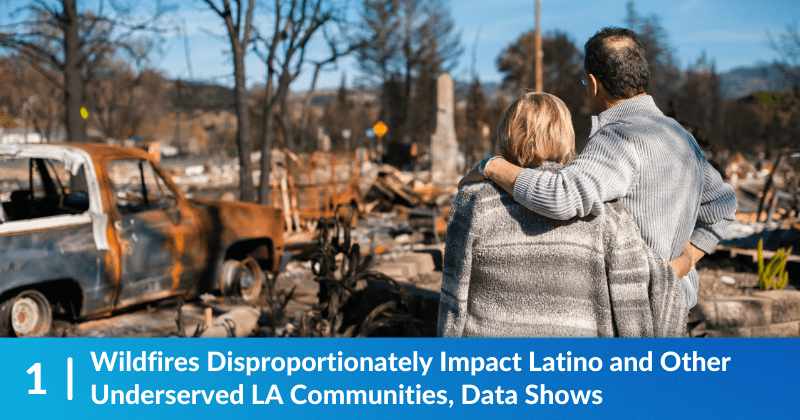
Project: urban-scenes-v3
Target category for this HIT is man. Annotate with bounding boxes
[459,27,737,309]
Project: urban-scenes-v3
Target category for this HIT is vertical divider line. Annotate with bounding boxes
[67,357,73,401]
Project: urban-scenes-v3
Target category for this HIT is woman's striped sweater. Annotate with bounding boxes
[437,163,687,337]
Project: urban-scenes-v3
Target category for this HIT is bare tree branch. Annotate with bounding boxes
[202,0,225,17]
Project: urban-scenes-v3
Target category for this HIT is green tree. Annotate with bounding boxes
[624,1,681,110]
[463,78,488,167]
[320,77,356,151]
[768,23,800,87]
[497,30,591,150]
[667,53,724,152]
[356,0,401,148]
[357,0,461,151]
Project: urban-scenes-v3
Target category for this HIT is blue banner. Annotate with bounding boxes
[0,338,795,419]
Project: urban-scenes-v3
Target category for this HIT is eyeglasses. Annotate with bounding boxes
[581,74,599,86]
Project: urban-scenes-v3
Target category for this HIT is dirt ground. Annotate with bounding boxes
[696,250,797,302]
[48,253,445,338]
[45,239,785,338]
[51,261,321,338]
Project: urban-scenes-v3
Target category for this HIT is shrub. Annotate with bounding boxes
[757,238,792,290]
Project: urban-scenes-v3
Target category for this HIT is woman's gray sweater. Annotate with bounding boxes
[437,163,687,337]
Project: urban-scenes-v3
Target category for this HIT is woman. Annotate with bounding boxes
[437,92,686,337]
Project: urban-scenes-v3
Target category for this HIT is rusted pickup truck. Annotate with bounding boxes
[0,144,284,337]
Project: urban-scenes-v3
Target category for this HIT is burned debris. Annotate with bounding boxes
[297,206,435,338]
[0,139,457,338]
[3,140,798,338]
[1,137,797,338]
[685,148,800,337]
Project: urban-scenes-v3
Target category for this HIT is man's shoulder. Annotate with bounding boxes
[601,112,672,130]
[592,112,692,144]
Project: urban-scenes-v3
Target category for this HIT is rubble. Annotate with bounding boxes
[162,149,457,240]
[292,205,438,337]
[363,165,454,211]
[689,290,800,337]
[371,249,438,283]
[2,140,792,338]
[28,141,800,338]
[200,307,261,338]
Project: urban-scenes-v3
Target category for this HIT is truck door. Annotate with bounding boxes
[107,159,196,308]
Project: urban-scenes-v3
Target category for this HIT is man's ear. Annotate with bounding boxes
[589,74,599,97]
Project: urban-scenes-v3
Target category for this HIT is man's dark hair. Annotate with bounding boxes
[584,27,649,99]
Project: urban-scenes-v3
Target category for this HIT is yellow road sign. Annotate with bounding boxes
[373,120,388,138]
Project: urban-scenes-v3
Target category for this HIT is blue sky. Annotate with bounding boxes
[2,0,798,90]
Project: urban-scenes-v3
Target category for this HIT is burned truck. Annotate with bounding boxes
[0,144,284,337]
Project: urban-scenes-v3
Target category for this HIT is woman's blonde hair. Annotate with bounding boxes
[496,91,575,167]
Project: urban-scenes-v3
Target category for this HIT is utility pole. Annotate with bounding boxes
[534,0,542,92]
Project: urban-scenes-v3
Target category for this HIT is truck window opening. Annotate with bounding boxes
[0,156,90,223]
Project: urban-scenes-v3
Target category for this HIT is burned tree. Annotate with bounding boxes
[200,0,257,202]
[252,0,349,205]
[87,63,168,140]
[355,0,401,149]
[356,0,461,150]
[768,23,800,87]
[296,27,362,153]
[0,0,170,143]
[0,57,63,142]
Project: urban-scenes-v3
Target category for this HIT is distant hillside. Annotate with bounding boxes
[453,80,502,99]
[289,86,380,107]
[719,64,797,99]
[170,80,235,110]
[167,65,797,110]
[287,79,505,109]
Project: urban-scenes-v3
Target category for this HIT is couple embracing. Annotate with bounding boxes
[438,27,738,338]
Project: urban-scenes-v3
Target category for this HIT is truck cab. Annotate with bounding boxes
[0,144,284,337]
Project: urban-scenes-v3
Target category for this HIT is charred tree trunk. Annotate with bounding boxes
[403,43,413,145]
[378,68,391,155]
[63,0,85,143]
[298,63,323,152]
[280,87,295,151]
[203,0,256,202]
[232,41,255,202]
[259,69,276,205]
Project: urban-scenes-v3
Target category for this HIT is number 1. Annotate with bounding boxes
[27,363,46,395]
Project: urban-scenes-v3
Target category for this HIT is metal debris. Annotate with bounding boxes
[297,205,431,337]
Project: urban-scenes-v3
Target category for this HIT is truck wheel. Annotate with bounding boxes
[0,290,52,337]
[220,257,264,301]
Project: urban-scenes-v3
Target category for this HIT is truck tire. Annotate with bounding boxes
[220,257,264,301]
[0,290,53,337]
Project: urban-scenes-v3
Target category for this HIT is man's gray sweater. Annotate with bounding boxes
[511,96,738,309]
[438,163,688,338]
